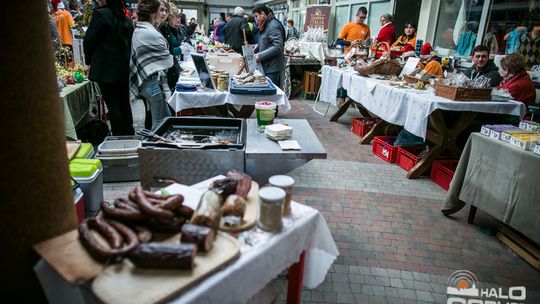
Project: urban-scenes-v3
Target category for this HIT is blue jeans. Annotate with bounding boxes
[140,75,171,130]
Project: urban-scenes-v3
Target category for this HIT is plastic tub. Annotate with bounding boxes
[372,136,398,163]
[97,139,141,155]
[396,146,426,171]
[430,160,459,190]
[69,161,103,214]
[207,53,244,75]
[351,117,380,137]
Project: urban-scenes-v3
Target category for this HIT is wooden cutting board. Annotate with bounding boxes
[219,181,259,233]
[33,230,104,284]
[92,232,240,304]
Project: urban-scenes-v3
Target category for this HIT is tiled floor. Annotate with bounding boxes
[106,98,540,303]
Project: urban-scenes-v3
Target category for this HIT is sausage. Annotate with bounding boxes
[91,217,123,249]
[147,194,183,211]
[221,194,246,227]
[209,177,237,200]
[101,200,148,222]
[133,186,175,219]
[133,225,153,243]
[181,224,215,252]
[107,220,139,253]
[177,205,194,218]
[147,216,186,232]
[78,218,138,262]
[190,190,223,230]
[128,243,197,269]
[227,170,252,199]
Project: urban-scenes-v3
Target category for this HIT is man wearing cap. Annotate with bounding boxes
[463,45,502,87]
[224,7,251,53]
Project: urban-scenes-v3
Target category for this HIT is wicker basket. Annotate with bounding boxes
[435,82,492,101]
[354,59,403,76]
[404,74,430,86]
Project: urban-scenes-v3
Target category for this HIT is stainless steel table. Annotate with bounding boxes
[245,119,327,184]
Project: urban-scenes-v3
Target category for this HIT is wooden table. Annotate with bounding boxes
[319,66,526,178]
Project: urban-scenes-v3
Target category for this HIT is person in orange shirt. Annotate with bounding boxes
[336,7,370,53]
[51,1,75,46]
[391,21,416,51]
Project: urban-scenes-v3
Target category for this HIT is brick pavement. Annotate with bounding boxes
[104,98,540,303]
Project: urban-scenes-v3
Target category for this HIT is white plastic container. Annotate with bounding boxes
[98,139,141,155]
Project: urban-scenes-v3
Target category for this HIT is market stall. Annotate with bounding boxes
[168,86,291,118]
[34,175,338,304]
[319,65,526,178]
[442,133,540,245]
[60,80,100,139]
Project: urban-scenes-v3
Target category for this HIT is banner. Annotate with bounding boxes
[303,6,331,32]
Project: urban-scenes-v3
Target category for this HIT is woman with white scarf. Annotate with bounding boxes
[129,0,173,130]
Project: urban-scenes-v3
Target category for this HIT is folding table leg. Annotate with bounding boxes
[312,75,330,116]
[287,251,306,304]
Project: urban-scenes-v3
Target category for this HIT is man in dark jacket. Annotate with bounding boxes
[224,7,251,53]
[253,4,285,88]
[83,0,134,135]
[463,44,502,87]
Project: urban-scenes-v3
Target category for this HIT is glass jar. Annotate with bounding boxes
[255,101,276,132]
[217,75,228,91]
[257,186,285,232]
[268,175,294,217]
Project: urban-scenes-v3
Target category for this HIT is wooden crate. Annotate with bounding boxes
[497,225,540,271]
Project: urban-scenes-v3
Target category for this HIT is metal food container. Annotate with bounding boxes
[138,117,246,188]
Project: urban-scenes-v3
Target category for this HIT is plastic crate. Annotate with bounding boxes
[372,136,398,163]
[396,146,426,171]
[351,117,380,137]
[430,160,459,190]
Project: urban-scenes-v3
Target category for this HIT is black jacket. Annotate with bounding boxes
[83,5,134,84]
[464,59,502,87]
[224,15,251,53]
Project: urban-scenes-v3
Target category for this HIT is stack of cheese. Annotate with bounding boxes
[265,124,293,141]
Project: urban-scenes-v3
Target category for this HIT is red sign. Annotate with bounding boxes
[303,6,331,32]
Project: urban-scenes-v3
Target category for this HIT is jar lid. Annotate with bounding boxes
[255,101,277,110]
[269,175,294,188]
[259,186,286,203]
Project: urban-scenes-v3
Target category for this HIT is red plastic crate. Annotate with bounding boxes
[430,160,459,190]
[351,117,380,137]
[372,136,398,163]
[396,146,426,171]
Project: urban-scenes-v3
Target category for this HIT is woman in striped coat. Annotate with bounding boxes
[129,0,173,130]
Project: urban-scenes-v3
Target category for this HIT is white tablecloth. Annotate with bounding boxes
[174,201,338,303]
[298,41,328,64]
[34,202,338,304]
[319,66,527,139]
[168,88,291,113]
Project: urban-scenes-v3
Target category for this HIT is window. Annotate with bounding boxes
[368,1,393,38]
[334,5,350,38]
[433,0,485,57]
[484,0,540,57]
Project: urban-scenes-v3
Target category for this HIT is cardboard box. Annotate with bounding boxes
[501,129,536,142]
[509,134,540,150]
